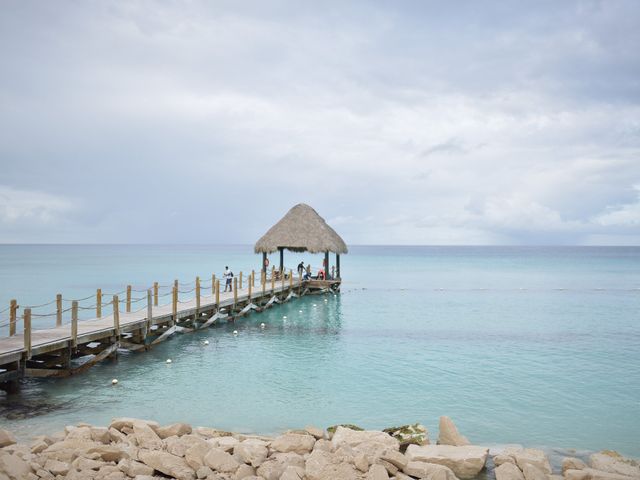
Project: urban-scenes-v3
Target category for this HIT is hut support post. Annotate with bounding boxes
[279,247,284,273]
[324,251,329,279]
[262,252,267,273]
[336,254,341,279]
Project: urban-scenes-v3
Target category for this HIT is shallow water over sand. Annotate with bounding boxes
[1,245,639,456]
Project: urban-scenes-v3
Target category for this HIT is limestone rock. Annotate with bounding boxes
[87,444,130,462]
[522,463,547,480]
[494,454,516,467]
[437,417,470,447]
[72,456,104,471]
[304,449,361,480]
[184,442,212,470]
[165,434,210,457]
[313,439,333,453]
[563,457,587,473]
[156,423,193,439]
[590,451,640,478]
[0,429,17,448]
[195,465,212,478]
[118,458,154,476]
[138,449,195,480]
[280,465,306,480]
[211,435,240,452]
[134,422,163,450]
[502,448,552,475]
[234,463,256,479]
[110,418,160,432]
[271,433,316,455]
[495,462,525,480]
[564,468,638,480]
[403,460,458,480]
[327,424,364,438]
[304,425,325,440]
[383,424,430,449]
[234,441,268,467]
[44,458,70,476]
[90,427,111,444]
[405,444,488,479]
[194,427,234,439]
[377,458,399,476]
[332,426,400,452]
[0,451,31,480]
[203,448,240,473]
[354,453,369,472]
[367,463,389,480]
[66,426,92,440]
[380,449,408,470]
[30,440,49,454]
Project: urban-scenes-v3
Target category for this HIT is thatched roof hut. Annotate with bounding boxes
[255,204,348,254]
[255,204,347,278]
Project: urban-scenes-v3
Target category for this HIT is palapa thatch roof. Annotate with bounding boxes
[254,204,348,254]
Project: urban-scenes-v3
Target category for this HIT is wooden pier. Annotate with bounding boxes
[0,270,341,388]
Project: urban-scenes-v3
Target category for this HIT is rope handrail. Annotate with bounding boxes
[24,299,57,309]
[62,293,95,303]
[178,287,196,294]
[0,306,10,315]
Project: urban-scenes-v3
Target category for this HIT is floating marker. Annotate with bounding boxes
[260,323,266,328]
[166,359,172,364]
[204,340,209,345]
[299,310,303,313]
[111,379,118,385]
[283,316,287,319]
[313,304,317,307]
[233,330,238,335]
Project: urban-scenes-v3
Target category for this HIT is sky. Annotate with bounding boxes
[0,1,639,245]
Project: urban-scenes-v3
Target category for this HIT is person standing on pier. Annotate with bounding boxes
[297,261,305,277]
[223,266,233,292]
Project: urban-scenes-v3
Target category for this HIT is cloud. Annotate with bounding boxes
[0,186,74,225]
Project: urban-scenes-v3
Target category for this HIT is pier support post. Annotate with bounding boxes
[212,274,216,295]
[262,271,266,298]
[239,272,243,290]
[289,269,293,290]
[196,276,201,315]
[215,280,220,306]
[126,285,132,313]
[248,277,252,301]
[9,299,17,336]
[233,277,238,306]
[281,269,285,295]
[172,286,177,325]
[271,271,275,294]
[71,301,78,349]
[96,289,102,318]
[113,295,120,338]
[153,282,159,306]
[146,289,152,334]
[56,294,62,327]
[252,270,255,288]
[24,308,31,360]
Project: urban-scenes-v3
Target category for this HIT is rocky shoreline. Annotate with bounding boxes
[0,416,638,480]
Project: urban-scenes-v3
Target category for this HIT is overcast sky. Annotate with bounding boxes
[1,1,639,245]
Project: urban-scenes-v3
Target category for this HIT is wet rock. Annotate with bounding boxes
[405,444,488,479]
[326,424,364,439]
[437,417,470,447]
[502,447,551,475]
[383,423,429,449]
[564,468,637,480]
[0,429,17,448]
[304,425,325,439]
[403,460,458,480]
[271,433,316,455]
[494,454,516,467]
[495,462,525,480]
[156,423,193,439]
[563,457,587,473]
[589,451,640,478]
[138,449,195,480]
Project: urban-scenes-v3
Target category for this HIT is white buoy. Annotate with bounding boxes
[260,323,266,328]
[233,330,238,335]
[204,340,209,345]
[166,359,172,364]
[299,310,303,313]
[313,304,317,307]
[111,379,118,385]
[283,315,287,319]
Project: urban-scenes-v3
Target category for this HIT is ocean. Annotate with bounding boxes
[0,245,639,458]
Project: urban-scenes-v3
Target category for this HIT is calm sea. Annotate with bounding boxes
[0,245,639,458]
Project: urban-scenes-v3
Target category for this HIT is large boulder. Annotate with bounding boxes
[234,441,268,467]
[109,418,159,433]
[563,457,587,473]
[564,468,639,480]
[502,447,552,475]
[271,433,316,455]
[0,450,31,480]
[403,460,458,480]
[304,449,361,480]
[405,444,488,479]
[165,434,209,457]
[133,422,163,450]
[138,449,195,480]
[383,424,429,449]
[332,426,399,451]
[256,453,305,480]
[156,423,192,439]
[0,429,17,448]
[184,442,212,470]
[522,463,547,480]
[367,463,390,480]
[203,447,240,473]
[437,417,470,446]
[589,451,640,478]
[495,462,525,480]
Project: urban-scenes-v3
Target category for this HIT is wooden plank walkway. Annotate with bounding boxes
[0,275,329,384]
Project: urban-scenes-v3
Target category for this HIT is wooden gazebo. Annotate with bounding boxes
[254,203,348,282]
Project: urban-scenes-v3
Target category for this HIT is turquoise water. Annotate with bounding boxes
[0,245,639,457]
